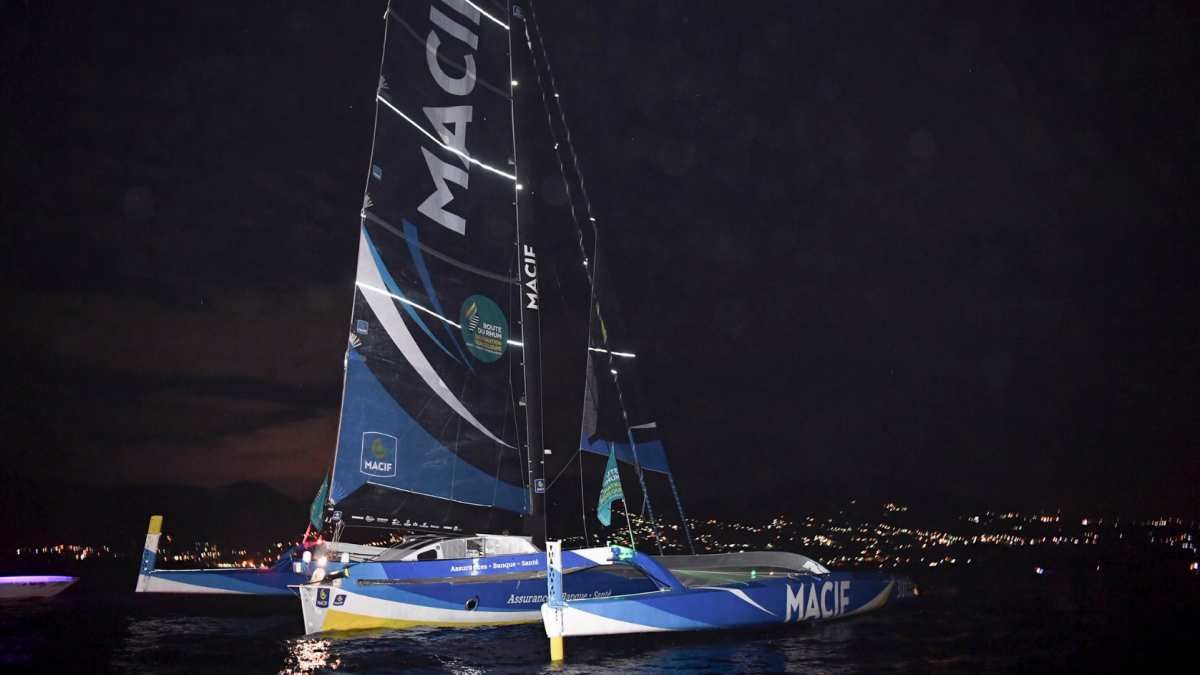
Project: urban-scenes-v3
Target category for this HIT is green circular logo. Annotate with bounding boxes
[459,294,508,363]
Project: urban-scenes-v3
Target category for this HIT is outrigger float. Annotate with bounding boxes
[134,515,366,596]
[541,543,908,659]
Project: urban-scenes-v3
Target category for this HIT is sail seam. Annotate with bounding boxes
[365,481,524,511]
[357,235,514,449]
[363,211,518,285]
[377,95,517,180]
[386,9,512,99]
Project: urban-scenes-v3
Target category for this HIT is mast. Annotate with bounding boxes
[511,1,547,548]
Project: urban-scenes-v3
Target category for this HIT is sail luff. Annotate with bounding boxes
[327,3,395,535]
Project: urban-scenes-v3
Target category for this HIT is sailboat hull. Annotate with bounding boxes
[543,572,898,636]
[296,553,659,634]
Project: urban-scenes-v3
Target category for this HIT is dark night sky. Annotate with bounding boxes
[1,1,1197,520]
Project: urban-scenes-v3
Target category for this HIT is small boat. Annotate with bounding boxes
[0,575,77,600]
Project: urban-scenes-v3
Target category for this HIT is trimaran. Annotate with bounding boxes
[137,0,907,643]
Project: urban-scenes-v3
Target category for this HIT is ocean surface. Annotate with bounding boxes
[1,556,1196,674]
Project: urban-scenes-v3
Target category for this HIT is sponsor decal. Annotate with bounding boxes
[521,245,539,310]
[506,590,612,605]
[333,594,346,607]
[459,294,507,363]
[785,581,852,622]
[355,319,369,335]
[533,478,546,494]
[448,558,541,573]
[316,587,330,608]
[360,432,398,477]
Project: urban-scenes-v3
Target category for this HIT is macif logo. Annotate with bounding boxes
[361,432,397,477]
[785,581,851,622]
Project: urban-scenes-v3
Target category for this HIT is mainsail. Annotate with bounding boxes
[328,0,528,534]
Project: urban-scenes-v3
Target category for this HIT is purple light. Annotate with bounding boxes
[0,575,77,584]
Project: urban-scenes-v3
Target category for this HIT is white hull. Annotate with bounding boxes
[298,583,540,634]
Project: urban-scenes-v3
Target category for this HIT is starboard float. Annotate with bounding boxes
[541,544,904,658]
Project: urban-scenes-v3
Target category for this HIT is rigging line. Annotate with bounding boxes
[504,252,528,499]
[503,11,531,514]
[357,280,525,348]
[521,18,587,279]
[376,95,517,181]
[527,0,600,241]
[357,282,461,330]
[462,0,508,30]
[578,444,590,544]
[529,0,694,553]
[523,1,664,551]
[546,447,582,490]
[547,254,591,544]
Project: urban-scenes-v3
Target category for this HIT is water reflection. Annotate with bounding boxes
[280,638,340,674]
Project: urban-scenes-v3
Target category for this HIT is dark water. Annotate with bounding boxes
[1,558,1196,674]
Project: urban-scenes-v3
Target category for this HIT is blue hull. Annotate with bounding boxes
[546,572,897,635]
[299,551,659,632]
[542,546,903,637]
[136,565,315,596]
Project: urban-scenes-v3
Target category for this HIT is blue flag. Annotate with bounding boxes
[596,445,625,527]
[309,475,329,530]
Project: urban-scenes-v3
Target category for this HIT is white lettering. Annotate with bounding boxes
[840,581,850,615]
[430,6,478,50]
[423,106,473,170]
[418,147,468,234]
[426,30,476,96]
[820,581,834,618]
[786,584,803,622]
[805,584,820,619]
[522,246,539,309]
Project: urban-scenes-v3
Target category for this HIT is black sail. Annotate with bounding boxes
[328,0,528,535]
